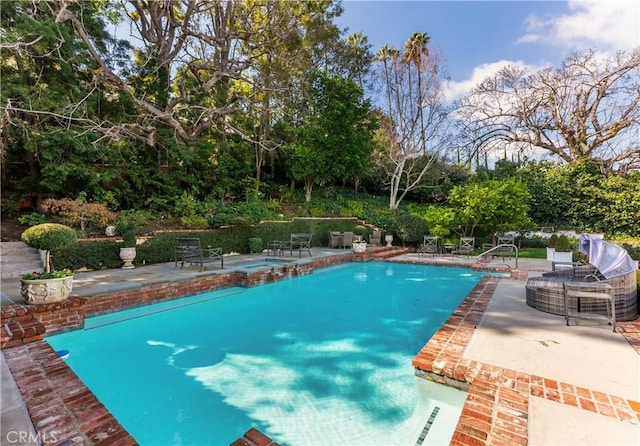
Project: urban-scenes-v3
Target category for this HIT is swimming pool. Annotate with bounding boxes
[47,262,485,445]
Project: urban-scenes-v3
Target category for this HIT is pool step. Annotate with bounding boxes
[369,247,410,260]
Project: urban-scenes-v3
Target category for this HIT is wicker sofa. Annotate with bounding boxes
[526,264,638,321]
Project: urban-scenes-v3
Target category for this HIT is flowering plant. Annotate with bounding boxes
[21,269,73,280]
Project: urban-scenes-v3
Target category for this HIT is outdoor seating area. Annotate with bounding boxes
[269,233,314,258]
[526,235,638,322]
[175,237,224,271]
[327,231,370,249]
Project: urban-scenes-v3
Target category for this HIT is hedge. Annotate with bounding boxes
[53,218,361,271]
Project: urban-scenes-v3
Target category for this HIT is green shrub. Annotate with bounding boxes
[180,216,209,229]
[395,213,428,245]
[117,209,153,230]
[21,223,77,252]
[520,235,548,249]
[174,192,201,217]
[21,223,78,272]
[548,234,559,249]
[248,237,263,253]
[622,243,640,260]
[353,225,368,237]
[309,207,325,218]
[18,212,47,226]
[53,218,361,270]
[556,235,572,252]
[54,241,122,270]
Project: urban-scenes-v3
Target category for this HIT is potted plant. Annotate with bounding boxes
[352,240,367,253]
[20,223,77,304]
[384,233,394,247]
[116,221,138,269]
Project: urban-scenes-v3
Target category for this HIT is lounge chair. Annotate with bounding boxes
[417,235,438,257]
[452,237,475,257]
[175,238,223,271]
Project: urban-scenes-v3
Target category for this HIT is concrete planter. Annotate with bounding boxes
[352,242,367,253]
[20,276,74,305]
[119,247,137,269]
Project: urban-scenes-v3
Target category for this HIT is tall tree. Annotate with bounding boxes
[457,49,640,174]
[288,72,376,201]
[404,32,430,155]
[373,39,451,209]
[235,0,344,190]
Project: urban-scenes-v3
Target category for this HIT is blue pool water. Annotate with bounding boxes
[47,262,485,445]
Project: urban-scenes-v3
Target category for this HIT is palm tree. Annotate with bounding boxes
[403,32,431,154]
[346,32,370,90]
[376,45,395,120]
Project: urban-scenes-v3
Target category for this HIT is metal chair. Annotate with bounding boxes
[417,235,438,257]
[452,237,475,257]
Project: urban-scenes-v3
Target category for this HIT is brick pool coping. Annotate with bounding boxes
[412,275,640,445]
[2,252,638,445]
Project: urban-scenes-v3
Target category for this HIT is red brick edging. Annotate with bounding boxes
[3,341,136,445]
[412,276,640,445]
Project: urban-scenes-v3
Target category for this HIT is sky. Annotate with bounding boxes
[334,0,640,101]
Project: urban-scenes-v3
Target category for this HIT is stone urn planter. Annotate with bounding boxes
[21,275,74,305]
[116,221,139,269]
[385,234,394,247]
[20,223,77,305]
[352,241,367,253]
[119,247,137,269]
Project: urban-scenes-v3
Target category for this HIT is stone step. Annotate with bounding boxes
[1,242,43,279]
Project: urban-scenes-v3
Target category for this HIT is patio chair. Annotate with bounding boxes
[452,237,475,257]
[417,235,438,257]
[280,233,313,258]
[328,231,342,249]
[342,231,354,249]
[552,251,575,271]
[369,229,382,246]
[492,234,515,261]
[175,237,223,271]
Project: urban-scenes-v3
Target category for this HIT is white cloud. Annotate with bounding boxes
[444,60,544,102]
[446,0,639,101]
[521,0,640,53]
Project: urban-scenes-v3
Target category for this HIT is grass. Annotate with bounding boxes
[517,248,546,259]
